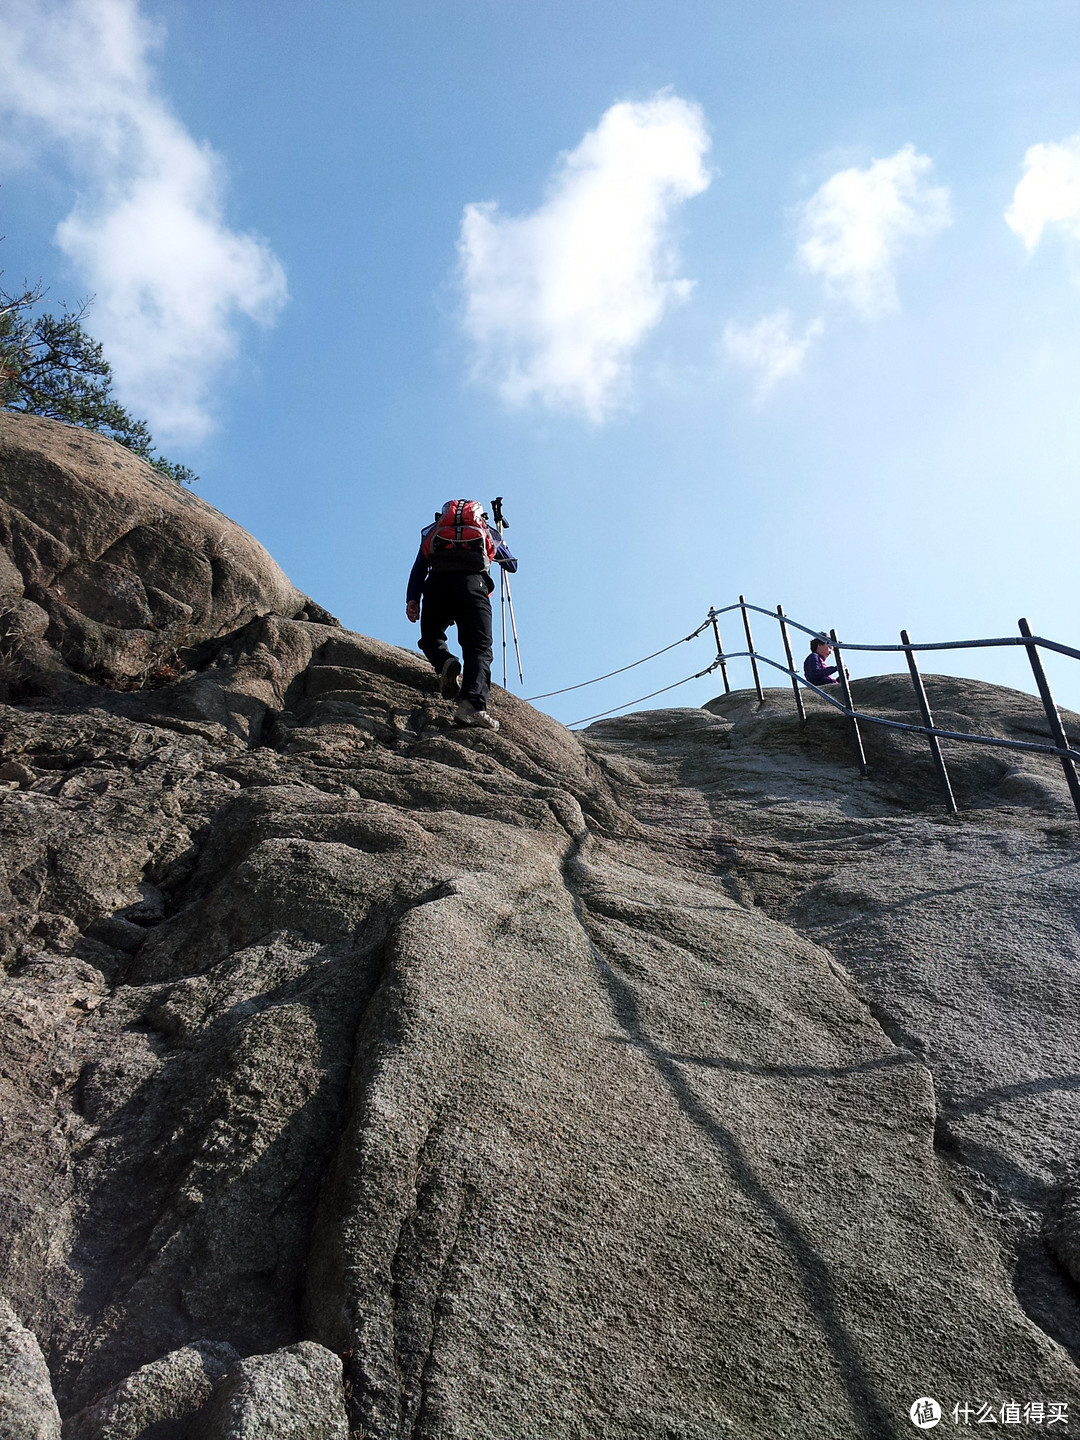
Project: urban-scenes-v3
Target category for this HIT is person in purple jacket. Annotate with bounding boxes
[803,637,841,687]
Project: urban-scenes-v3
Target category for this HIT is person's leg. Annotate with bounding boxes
[455,574,493,711]
[418,581,455,674]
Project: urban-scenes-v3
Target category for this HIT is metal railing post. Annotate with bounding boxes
[1018,618,1080,822]
[776,605,806,723]
[830,628,868,775]
[739,595,765,702]
[900,629,957,813]
[708,607,730,694]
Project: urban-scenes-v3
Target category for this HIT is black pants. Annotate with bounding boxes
[419,571,493,709]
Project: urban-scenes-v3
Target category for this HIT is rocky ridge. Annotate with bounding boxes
[1,412,1079,1439]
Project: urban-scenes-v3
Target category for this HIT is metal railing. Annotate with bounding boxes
[554,596,1080,825]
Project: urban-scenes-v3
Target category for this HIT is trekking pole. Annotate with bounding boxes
[504,571,524,684]
[490,496,522,685]
[500,565,508,688]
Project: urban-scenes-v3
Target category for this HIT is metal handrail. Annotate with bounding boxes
[727,649,1080,764]
[712,598,1080,662]
[706,601,1080,824]
[563,597,1080,826]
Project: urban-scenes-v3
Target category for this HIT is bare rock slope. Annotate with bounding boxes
[1,413,1079,1439]
[0,411,331,693]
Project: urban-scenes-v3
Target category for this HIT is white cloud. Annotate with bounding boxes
[722,310,824,399]
[1006,135,1080,252]
[0,0,286,443]
[797,144,951,318]
[458,94,711,422]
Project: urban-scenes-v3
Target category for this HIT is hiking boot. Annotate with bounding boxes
[438,656,462,699]
[453,700,500,731]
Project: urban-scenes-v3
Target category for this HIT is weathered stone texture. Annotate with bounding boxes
[0,1295,61,1440]
[1,411,1079,1439]
[62,1340,238,1440]
[0,412,333,691]
[201,1343,347,1439]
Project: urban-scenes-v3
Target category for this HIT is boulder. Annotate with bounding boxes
[0,412,333,690]
[201,1344,346,1440]
[62,1340,238,1440]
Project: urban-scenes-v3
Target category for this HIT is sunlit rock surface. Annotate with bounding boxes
[1,412,1079,1439]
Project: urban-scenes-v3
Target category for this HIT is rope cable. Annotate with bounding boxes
[525,619,710,701]
[567,660,721,728]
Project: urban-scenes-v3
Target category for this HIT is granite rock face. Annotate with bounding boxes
[2,411,1080,1439]
[0,1295,62,1440]
[590,683,1080,1360]
[0,412,333,693]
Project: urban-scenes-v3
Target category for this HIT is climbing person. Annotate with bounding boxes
[804,636,842,687]
[406,499,517,731]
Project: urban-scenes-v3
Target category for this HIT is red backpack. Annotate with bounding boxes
[422,500,496,573]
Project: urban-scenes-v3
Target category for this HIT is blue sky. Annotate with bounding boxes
[1,0,1079,722]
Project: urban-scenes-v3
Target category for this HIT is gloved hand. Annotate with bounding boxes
[406,601,420,623]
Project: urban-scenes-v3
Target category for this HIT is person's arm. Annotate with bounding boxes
[406,543,428,619]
